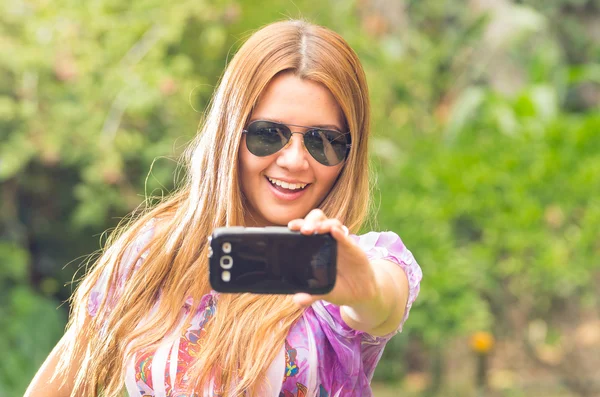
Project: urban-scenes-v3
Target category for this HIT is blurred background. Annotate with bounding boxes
[1,0,599,396]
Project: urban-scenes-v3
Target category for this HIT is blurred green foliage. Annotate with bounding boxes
[1,0,598,395]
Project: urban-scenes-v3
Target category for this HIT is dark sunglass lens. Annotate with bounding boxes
[245,121,290,156]
[304,129,348,166]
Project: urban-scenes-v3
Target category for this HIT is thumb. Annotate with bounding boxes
[293,293,324,307]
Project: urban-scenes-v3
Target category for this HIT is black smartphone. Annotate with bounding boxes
[208,226,336,294]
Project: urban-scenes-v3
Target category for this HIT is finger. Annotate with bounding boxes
[330,224,353,244]
[315,218,343,234]
[287,219,305,231]
[341,225,349,236]
[305,208,326,221]
[292,292,325,307]
[301,209,327,234]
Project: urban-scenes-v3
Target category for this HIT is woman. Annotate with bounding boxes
[26,20,422,397]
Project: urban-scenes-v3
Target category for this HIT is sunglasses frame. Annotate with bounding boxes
[242,120,352,166]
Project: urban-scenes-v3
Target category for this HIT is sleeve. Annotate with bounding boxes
[87,219,156,318]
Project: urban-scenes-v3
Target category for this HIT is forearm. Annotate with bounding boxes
[341,259,409,336]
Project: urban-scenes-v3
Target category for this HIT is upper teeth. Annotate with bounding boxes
[267,177,307,190]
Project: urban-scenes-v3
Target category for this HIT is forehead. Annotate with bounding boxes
[251,73,345,130]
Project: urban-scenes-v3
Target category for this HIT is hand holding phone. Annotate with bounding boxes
[208,226,337,294]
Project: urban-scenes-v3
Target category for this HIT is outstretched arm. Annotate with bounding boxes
[339,258,409,336]
[288,209,413,337]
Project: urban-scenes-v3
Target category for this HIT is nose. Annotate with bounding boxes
[275,132,309,172]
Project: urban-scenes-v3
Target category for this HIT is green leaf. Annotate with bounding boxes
[444,87,485,142]
[0,243,29,282]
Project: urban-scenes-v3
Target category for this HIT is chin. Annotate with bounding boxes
[265,213,297,226]
[263,208,308,226]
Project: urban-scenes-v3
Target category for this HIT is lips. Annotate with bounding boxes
[265,176,310,201]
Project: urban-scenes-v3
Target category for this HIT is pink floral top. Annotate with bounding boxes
[88,221,422,397]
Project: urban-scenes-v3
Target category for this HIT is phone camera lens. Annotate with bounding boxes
[221,270,231,282]
[222,242,232,253]
[220,255,233,269]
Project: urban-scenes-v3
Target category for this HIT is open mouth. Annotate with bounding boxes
[265,176,310,193]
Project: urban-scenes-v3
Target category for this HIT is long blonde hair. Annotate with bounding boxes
[59,20,372,396]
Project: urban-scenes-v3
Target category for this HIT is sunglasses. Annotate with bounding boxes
[242,120,351,166]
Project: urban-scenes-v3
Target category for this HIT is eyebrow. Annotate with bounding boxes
[251,118,344,132]
[313,123,344,131]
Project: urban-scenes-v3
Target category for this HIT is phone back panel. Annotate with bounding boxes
[209,227,336,294]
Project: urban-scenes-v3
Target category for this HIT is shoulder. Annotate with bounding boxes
[87,216,166,317]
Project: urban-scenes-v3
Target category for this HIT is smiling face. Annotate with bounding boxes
[238,72,346,226]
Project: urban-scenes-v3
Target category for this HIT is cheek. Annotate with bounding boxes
[315,164,344,194]
[238,144,254,197]
[238,144,272,188]
[239,140,259,175]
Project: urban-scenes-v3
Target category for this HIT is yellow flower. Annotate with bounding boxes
[470,331,495,354]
